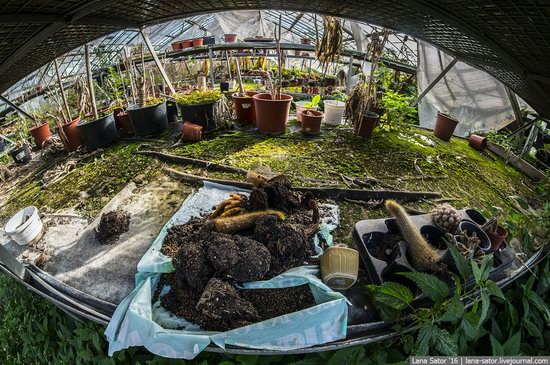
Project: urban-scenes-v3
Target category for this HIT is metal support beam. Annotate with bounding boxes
[208,48,215,89]
[411,57,458,107]
[505,86,523,127]
[0,94,35,122]
[0,243,28,281]
[140,29,175,95]
[85,44,98,119]
[288,12,304,32]
[54,58,71,123]
[346,54,354,93]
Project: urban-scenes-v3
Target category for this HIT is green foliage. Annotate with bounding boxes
[304,94,321,108]
[379,90,418,128]
[397,272,449,303]
[173,90,221,105]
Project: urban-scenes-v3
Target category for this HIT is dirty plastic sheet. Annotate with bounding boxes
[105,182,347,359]
[136,181,339,275]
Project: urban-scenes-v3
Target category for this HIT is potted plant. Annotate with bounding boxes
[232,91,258,124]
[483,218,508,252]
[434,111,459,141]
[295,94,321,123]
[224,34,237,43]
[166,100,179,124]
[77,110,118,152]
[28,120,51,149]
[174,89,221,132]
[253,91,293,135]
[300,110,323,135]
[192,38,204,47]
[203,36,216,45]
[127,96,168,136]
[56,115,83,151]
[345,30,390,138]
[181,40,193,49]
[8,116,32,164]
[171,41,182,51]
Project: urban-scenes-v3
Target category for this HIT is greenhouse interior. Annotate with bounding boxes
[0,2,549,362]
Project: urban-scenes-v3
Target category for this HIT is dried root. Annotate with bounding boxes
[446,232,484,264]
[211,210,285,234]
[208,193,248,219]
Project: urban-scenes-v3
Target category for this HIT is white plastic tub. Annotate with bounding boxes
[323,100,346,125]
[4,206,43,246]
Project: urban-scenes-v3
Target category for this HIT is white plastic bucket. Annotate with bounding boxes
[4,206,43,246]
[323,100,346,125]
[295,100,318,122]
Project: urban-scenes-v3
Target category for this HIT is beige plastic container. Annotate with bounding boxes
[320,245,359,290]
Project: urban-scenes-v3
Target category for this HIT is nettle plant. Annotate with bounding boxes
[366,245,546,356]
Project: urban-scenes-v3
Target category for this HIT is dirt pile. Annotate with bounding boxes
[196,278,261,331]
[160,174,321,331]
[208,233,271,281]
[95,210,130,244]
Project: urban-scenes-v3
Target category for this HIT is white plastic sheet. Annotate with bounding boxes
[417,41,515,136]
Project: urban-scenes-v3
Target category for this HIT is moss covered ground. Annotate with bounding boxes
[0,122,543,246]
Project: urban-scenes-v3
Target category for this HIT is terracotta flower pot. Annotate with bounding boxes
[485,225,508,252]
[182,122,203,141]
[253,93,293,135]
[224,34,237,43]
[301,110,323,135]
[181,40,193,49]
[29,123,51,149]
[171,41,182,51]
[434,112,459,141]
[295,101,318,123]
[57,117,83,152]
[355,112,380,138]
[469,134,487,150]
[114,110,134,135]
[192,38,204,47]
[233,92,258,124]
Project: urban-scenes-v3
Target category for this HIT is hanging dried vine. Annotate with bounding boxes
[315,16,343,69]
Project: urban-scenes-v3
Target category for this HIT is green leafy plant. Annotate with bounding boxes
[367,253,509,356]
[173,90,221,105]
[304,94,321,108]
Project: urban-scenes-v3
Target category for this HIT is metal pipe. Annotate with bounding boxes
[140,28,176,94]
[85,44,98,119]
[411,57,458,107]
[0,94,36,122]
[53,58,71,123]
[208,48,215,89]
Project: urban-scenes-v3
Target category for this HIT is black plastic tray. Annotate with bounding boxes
[352,209,515,289]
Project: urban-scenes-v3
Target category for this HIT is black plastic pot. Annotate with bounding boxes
[203,36,216,45]
[77,114,118,151]
[9,144,31,164]
[127,102,168,136]
[178,102,217,131]
[166,101,179,123]
[220,82,229,92]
